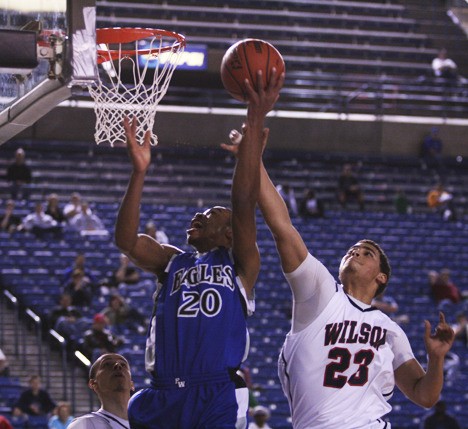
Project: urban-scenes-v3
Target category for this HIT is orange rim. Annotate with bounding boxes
[96,27,185,64]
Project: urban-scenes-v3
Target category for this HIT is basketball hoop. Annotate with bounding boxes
[89,27,185,146]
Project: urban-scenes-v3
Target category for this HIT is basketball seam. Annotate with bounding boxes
[243,42,257,93]
[224,64,246,99]
[266,43,271,84]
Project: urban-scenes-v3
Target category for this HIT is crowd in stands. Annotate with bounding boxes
[1,0,468,426]
[0,195,109,238]
[42,251,150,360]
[1,149,110,237]
[0,372,74,429]
[1,126,467,428]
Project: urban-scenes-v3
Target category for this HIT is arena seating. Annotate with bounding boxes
[1,1,468,427]
[1,140,467,428]
[92,0,468,117]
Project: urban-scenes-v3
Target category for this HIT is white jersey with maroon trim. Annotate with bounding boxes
[278,253,414,429]
[68,409,129,429]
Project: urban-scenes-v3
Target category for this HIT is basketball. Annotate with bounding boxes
[220,39,285,102]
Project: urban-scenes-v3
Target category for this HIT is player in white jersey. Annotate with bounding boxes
[68,354,134,429]
[223,130,455,429]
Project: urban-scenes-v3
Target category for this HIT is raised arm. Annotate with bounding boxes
[222,129,307,274]
[230,70,284,296]
[258,160,308,273]
[115,117,179,276]
[395,312,455,408]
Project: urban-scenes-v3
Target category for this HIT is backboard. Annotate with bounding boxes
[0,0,98,144]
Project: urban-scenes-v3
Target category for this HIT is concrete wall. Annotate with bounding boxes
[14,105,468,158]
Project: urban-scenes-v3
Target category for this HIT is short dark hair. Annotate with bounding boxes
[359,239,391,297]
[89,353,130,380]
[89,357,100,380]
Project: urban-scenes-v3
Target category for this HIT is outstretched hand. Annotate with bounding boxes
[123,116,152,173]
[424,312,455,359]
[244,67,285,120]
[220,127,270,156]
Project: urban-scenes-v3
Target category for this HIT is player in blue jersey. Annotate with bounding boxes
[115,69,284,429]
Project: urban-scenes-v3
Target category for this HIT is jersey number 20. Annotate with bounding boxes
[177,289,222,318]
[324,347,374,388]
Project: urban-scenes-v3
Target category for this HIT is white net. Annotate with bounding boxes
[88,29,185,146]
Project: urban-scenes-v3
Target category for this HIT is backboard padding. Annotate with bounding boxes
[0,0,97,145]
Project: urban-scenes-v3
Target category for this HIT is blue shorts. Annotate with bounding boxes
[128,373,248,429]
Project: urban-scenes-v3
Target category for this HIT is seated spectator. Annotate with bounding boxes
[443,351,460,381]
[337,163,365,210]
[427,184,447,208]
[372,292,409,324]
[452,312,467,347]
[0,199,21,234]
[101,294,146,334]
[431,268,462,309]
[63,193,83,222]
[45,193,67,225]
[69,202,107,235]
[276,183,298,216]
[420,127,445,179]
[394,188,411,215]
[112,254,140,286]
[5,148,32,200]
[144,221,169,244]
[12,375,56,417]
[431,48,458,81]
[0,346,10,376]
[48,401,74,429]
[426,184,456,221]
[299,188,325,218]
[20,202,62,239]
[427,270,439,290]
[63,269,93,307]
[99,254,141,296]
[422,400,461,429]
[81,314,124,360]
[62,253,95,286]
[47,293,84,339]
[249,406,272,429]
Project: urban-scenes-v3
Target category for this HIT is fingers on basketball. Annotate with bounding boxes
[220,39,285,102]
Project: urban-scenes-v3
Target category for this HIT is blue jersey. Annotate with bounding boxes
[145,246,254,380]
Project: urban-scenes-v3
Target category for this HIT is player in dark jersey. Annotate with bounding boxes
[115,69,284,429]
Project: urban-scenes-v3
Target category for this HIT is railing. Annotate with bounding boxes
[73,350,94,413]
[24,308,44,380]
[49,329,68,401]
[1,291,73,407]
[1,289,20,355]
